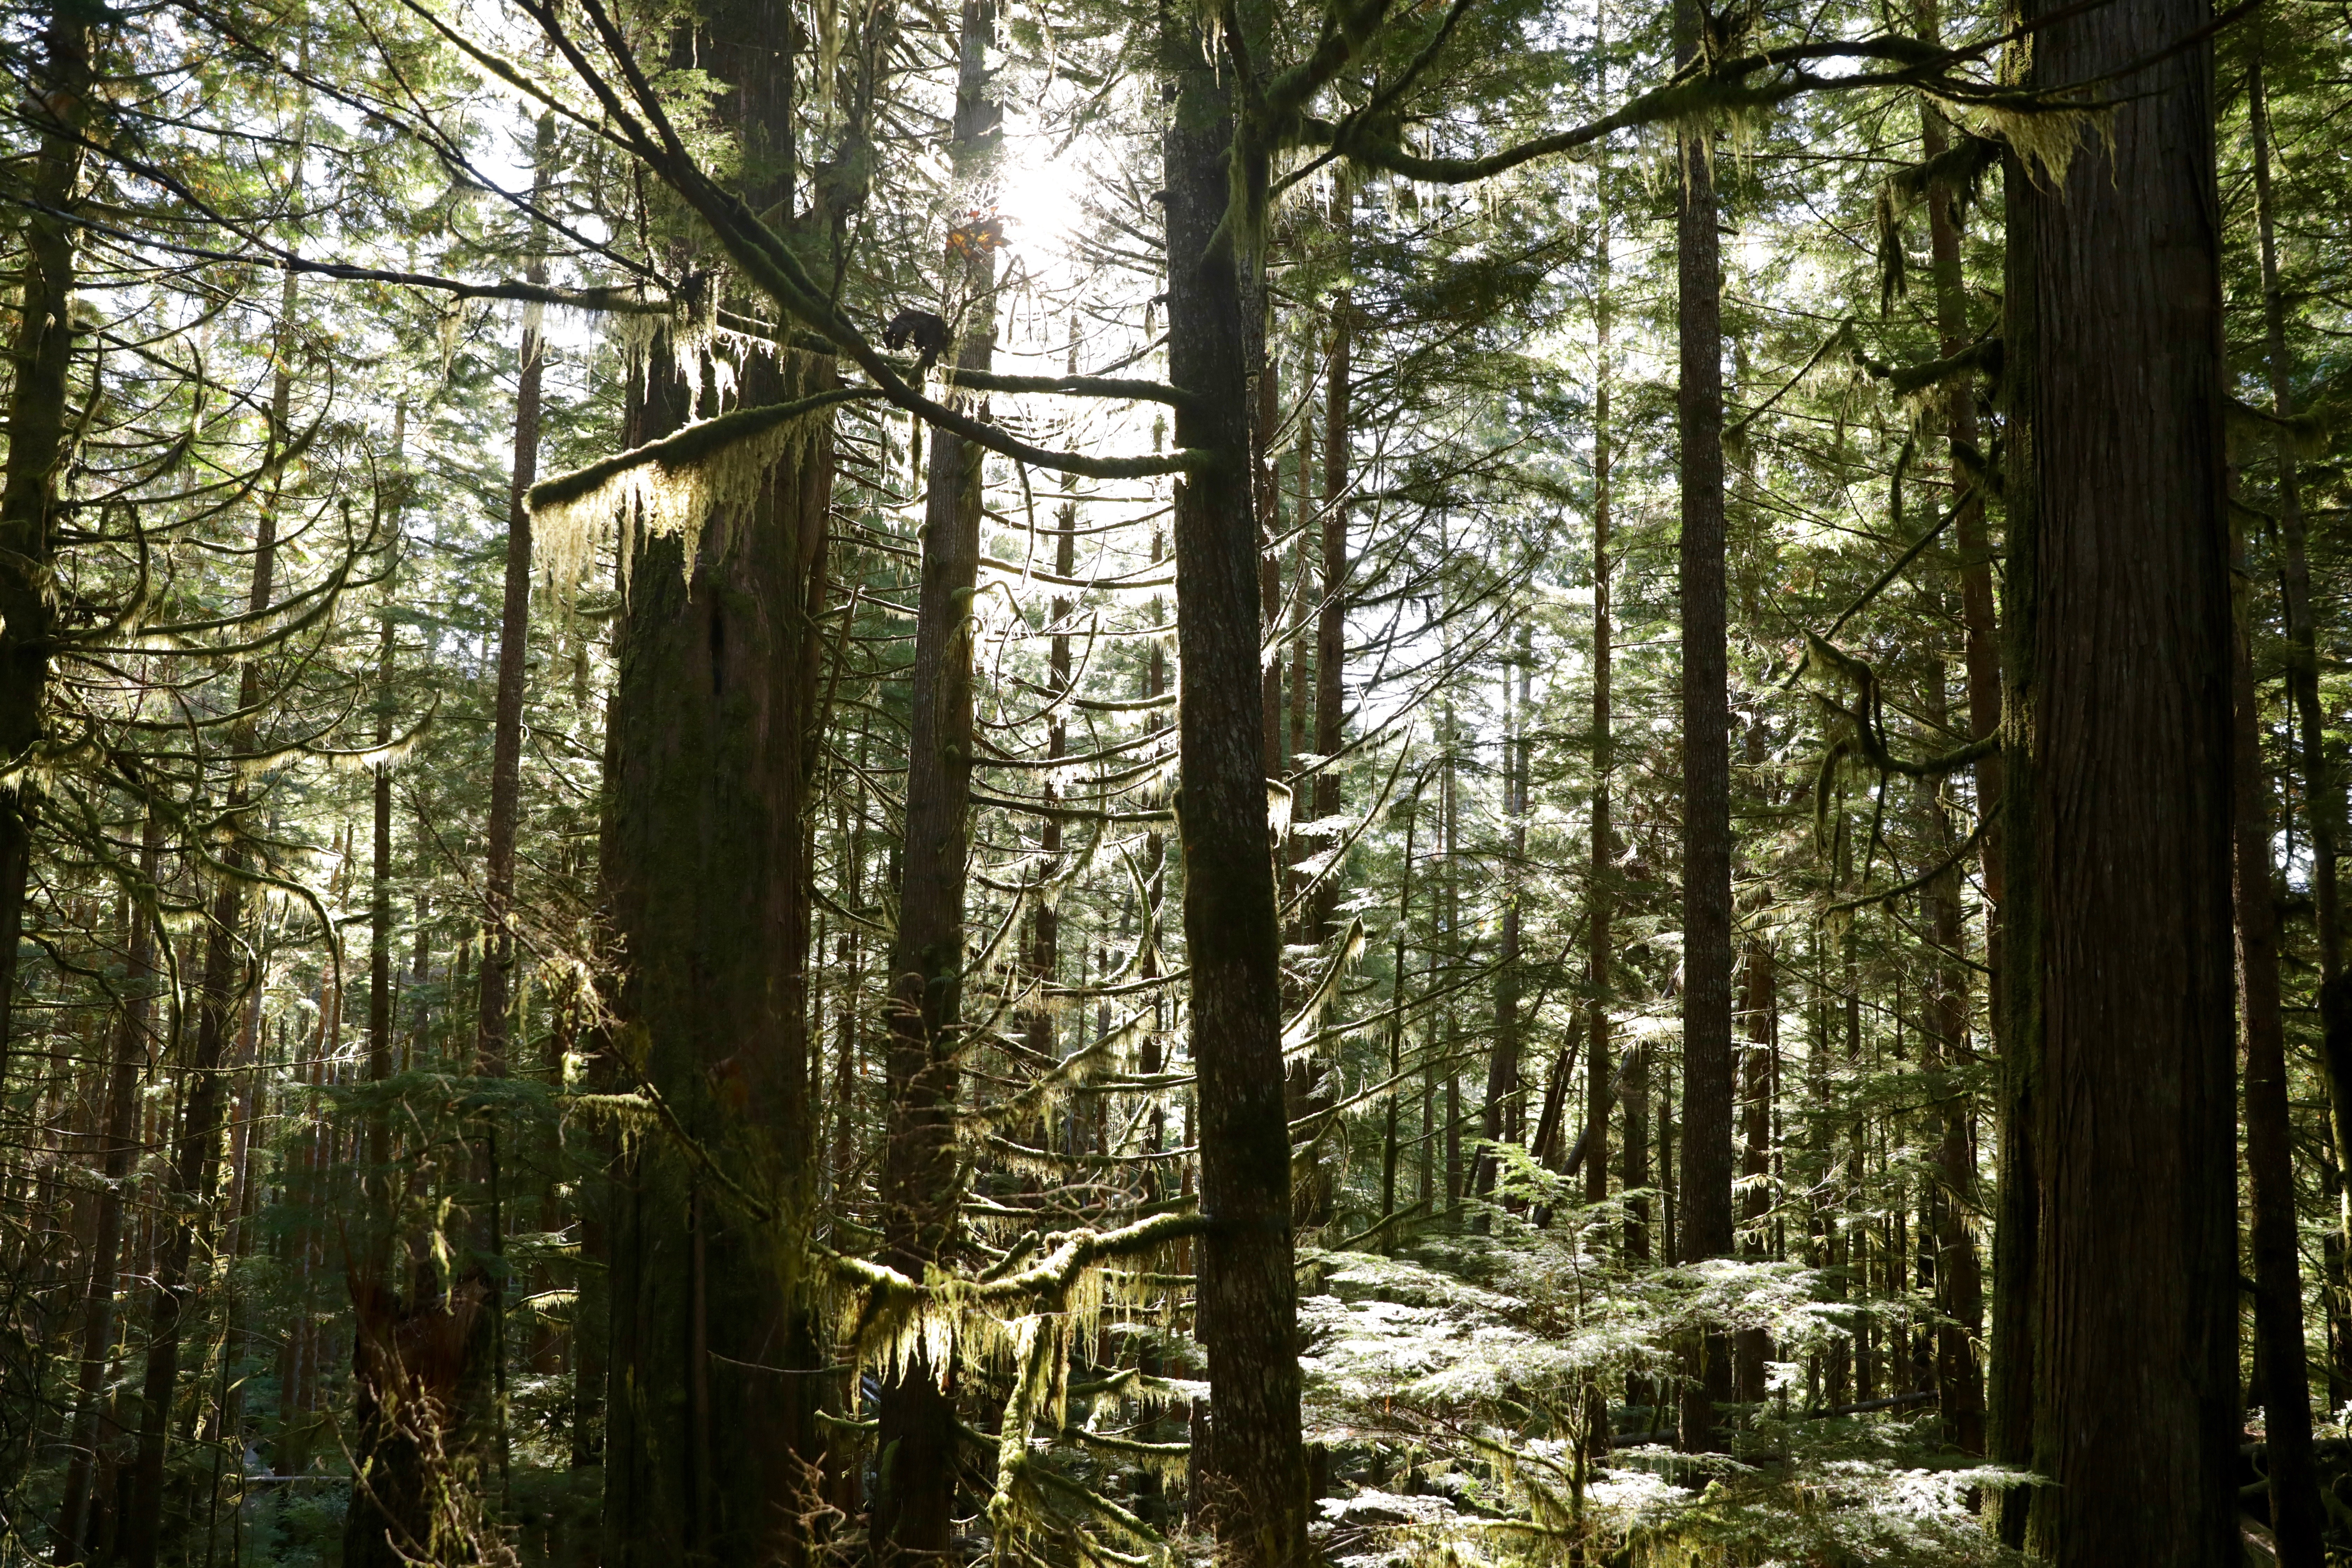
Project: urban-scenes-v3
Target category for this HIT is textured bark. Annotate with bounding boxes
[1673,0,1734,1452]
[599,6,830,1556]
[2004,0,2239,1556]
[2233,507,2325,1568]
[1163,16,1309,1561]
[0,1,92,1071]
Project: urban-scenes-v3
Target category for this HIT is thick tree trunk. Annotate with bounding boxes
[1163,14,1309,1561]
[873,8,998,1548]
[2004,0,2238,1556]
[600,6,830,1557]
[1673,0,1735,1454]
[0,2,93,1072]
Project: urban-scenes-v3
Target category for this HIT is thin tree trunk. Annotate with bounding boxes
[872,3,999,1555]
[1311,176,1351,952]
[1673,0,1735,1454]
[2233,497,2325,1568]
[1478,649,1526,1203]
[118,235,300,1566]
[1920,669,1987,1456]
[53,817,161,1561]
[475,108,553,1155]
[1163,11,1309,1559]
[1585,43,1615,1223]
[2005,0,2238,1553]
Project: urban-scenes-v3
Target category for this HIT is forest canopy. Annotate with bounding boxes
[0,0,2343,1561]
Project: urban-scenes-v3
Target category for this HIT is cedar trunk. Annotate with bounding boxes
[600,6,830,1553]
[2005,0,2238,1556]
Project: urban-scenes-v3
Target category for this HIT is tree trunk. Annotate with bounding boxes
[1478,648,1527,1202]
[1163,12,1309,1560]
[873,3,999,1548]
[53,818,160,1561]
[2004,0,2238,1555]
[599,4,830,1556]
[475,109,553,1151]
[0,0,93,1072]
[2233,498,2325,1567]
[1673,0,1735,1454]
[117,239,300,1566]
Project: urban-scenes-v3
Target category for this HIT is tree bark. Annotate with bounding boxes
[2004,0,2239,1555]
[873,3,999,1550]
[118,243,298,1568]
[52,817,160,1561]
[0,0,93,1072]
[2233,498,2325,1568]
[599,4,830,1556]
[1163,10,1309,1559]
[475,110,553,1124]
[1674,0,1735,1454]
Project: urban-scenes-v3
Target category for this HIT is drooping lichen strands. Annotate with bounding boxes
[528,364,873,602]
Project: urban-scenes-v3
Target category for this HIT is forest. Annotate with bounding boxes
[0,0,2344,1559]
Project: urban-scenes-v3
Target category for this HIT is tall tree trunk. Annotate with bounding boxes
[2246,50,2352,1168]
[53,818,160,1561]
[0,0,93,1072]
[1478,649,1527,1202]
[1162,12,1309,1560]
[872,3,1000,1557]
[599,3,830,1557]
[2004,0,2238,1555]
[2233,499,2325,1568]
[1673,0,1735,1455]
[475,108,553,1192]
[1920,670,1987,1456]
[1311,177,1351,950]
[118,240,300,1568]
[1909,67,1995,1463]
[1733,939,1773,1405]
[1586,68,1615,1224]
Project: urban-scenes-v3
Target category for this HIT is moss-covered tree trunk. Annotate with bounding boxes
[0,0,92,1072]
[599,4,832,1558]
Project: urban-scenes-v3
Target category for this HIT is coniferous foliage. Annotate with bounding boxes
[0,0,2346,1563]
